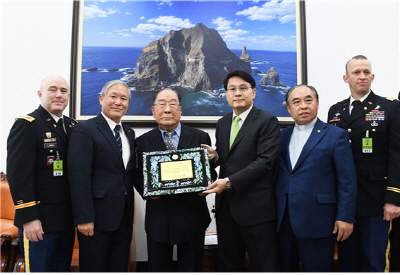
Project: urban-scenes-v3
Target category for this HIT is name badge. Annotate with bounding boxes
[362,138,373,153]
[44,142,57,149]
[53,160,63,176]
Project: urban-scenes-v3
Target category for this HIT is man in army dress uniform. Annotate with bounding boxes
[327,55,400,272]
[6,75,76,272]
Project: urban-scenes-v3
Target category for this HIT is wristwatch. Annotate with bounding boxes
[224,177,232,190]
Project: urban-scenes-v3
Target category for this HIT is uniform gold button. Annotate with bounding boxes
[372,129,376,132]
[348,129,352,133]
[349,140,352,143]
[37,201,41,204]
[384,177,388,180]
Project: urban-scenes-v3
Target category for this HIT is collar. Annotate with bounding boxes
[232,105,253,123]
[101,112,121,132]
[158,122,181,138]
[294,117,318,131]
[350,90,371,105]
[41,104,64,123]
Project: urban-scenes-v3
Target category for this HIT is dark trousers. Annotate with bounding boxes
[337,215,390,272]
[147,233,205,272]
[215,195,279,272]
[18,227,75,272]
[77,207,133,272]
[390,218,400,271]
[278,207,336,272]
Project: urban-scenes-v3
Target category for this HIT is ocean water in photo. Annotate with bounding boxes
[79,47,296,118]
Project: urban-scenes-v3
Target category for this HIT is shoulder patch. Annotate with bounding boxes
[386,97,397,101]
[16,115,35,122]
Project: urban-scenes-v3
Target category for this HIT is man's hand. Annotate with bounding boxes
[333,220,353,241]
[77,222,95,236]
[202,179,227,195]
[23,219,44,242]
[383,203,400,221]
[201,144,217,161]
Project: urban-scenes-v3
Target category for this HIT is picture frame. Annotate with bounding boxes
[142,147,212,197]
[70,0,307,124]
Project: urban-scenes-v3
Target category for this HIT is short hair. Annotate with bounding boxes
[345,55,369,75]
[100,80,131,100]
[286,84,319,106]
[153,88,181,104]
[223,70,256,91]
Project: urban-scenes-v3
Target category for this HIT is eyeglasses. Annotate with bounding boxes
[154,101,180,110]
[226,86,252,94]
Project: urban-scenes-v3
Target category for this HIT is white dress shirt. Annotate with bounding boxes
[289,117,318,169]
[101,113,130,168]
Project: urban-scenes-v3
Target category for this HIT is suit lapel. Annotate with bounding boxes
[281,125,294,172]
[219,114,232,154]
[148,128,168,151]
[292,119,327,172]
[177,125,193,149]
[123,124,135,170]
[96,114,124,164]
[340,98,351,124]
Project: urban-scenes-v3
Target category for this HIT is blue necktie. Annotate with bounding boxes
[114,125,122,155]
[165,131,175,150]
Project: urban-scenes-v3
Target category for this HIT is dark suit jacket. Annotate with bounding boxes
[215,106,280,226]
[135,124,216,243]
[68,114,137,231]
[275,118,357,239]
[328,91,400,216]
[7,105,75,232]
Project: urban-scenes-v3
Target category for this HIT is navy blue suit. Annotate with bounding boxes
[68,114,138,271]
[275,118,357,271]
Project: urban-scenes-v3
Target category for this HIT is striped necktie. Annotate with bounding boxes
[114,125,122,155]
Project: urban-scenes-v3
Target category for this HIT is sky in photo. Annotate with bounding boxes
[82,0,297,51]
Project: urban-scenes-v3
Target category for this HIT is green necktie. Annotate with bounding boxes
[230,116,241,149]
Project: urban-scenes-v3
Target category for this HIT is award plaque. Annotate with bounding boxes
[143,147,212,197]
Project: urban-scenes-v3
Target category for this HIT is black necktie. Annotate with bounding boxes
[57,118,66,135]
[114,125,122,155]
[165,131,175,150]
[350,100,362,119]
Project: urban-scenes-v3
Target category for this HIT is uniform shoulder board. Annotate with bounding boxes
[16,115,35,122]
[386,97,397,101]
[331,102,339,106]
[72,118,78,124]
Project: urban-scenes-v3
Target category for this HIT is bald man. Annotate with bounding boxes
[7,75,77,272]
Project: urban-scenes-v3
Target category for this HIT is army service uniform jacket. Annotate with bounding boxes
[6,105,76,232]
[327,91,400,216]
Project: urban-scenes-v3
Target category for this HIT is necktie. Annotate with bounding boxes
[165,131,175,150]
[230,116,241,149]
[57,118,66,135]
[114,125,122,155]
[350,100,362,119]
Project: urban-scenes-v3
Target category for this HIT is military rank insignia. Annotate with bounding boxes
[365,110,385,121]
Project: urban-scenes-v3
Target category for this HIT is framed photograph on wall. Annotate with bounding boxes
[70,0,307,124]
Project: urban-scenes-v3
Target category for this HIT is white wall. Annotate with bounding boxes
[1,0,399,262]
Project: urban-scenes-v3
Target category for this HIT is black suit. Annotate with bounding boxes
[68,114,138,272]
[135,124,216,271]
[214,106,280,271]
[7,105,76,272]
[328,91,400,271]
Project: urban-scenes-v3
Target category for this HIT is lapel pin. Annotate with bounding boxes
[46,132,51,138]
[47,118,51,121]
[368,102,372,105]
[53,124,57,128]
[318,130,321,132]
